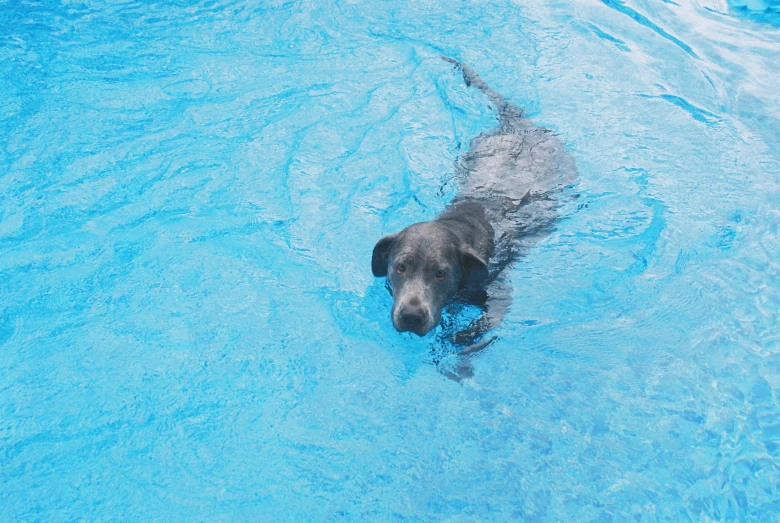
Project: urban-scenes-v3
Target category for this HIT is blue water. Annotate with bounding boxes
[2,0,779,520]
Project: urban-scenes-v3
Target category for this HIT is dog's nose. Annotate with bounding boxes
[398,304,426,330]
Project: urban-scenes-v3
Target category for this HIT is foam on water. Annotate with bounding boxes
[1,0,779,519]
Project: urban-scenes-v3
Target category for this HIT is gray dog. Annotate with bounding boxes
[372,57,577,361]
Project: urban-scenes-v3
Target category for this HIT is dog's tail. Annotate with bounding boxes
[441,56,523,124]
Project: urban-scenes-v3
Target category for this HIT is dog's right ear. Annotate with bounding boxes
[371,233,398,277]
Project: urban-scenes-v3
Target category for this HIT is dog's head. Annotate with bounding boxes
[372,222,488,336]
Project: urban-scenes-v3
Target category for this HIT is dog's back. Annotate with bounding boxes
[443,57,577,270]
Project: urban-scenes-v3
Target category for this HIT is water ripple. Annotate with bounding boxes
[602,0,699,57]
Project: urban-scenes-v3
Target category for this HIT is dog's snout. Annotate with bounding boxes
[397,303,427,332]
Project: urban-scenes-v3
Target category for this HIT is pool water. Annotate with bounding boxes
[2,0,779,520]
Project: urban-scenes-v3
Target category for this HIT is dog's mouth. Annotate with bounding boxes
[394,322,434,337]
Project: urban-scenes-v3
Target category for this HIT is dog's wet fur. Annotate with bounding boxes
[372,57,577,376]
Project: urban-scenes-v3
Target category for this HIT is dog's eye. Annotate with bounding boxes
[435,269,446,280]
[395,263,406,274]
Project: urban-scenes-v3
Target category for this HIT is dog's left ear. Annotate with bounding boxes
[372,233,398,277]
[460,245,489,282]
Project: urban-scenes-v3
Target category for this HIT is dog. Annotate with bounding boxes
[372,57,577,365]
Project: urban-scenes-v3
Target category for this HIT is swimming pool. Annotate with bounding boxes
[2,0,778,519]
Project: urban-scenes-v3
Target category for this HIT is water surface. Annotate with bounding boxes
[1,0,779,519]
